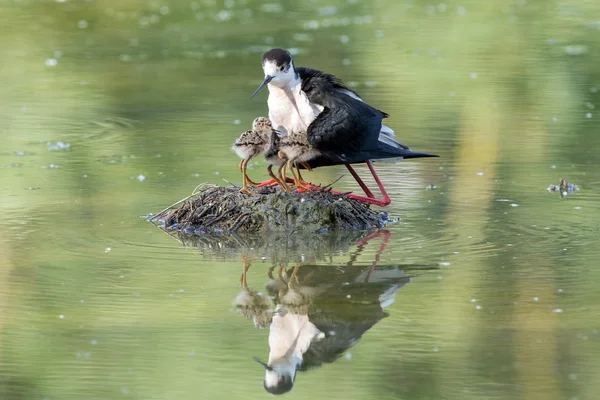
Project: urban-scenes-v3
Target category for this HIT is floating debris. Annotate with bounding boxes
[547,178,579,198]
[150,184,389,234]
[47,141,71,151]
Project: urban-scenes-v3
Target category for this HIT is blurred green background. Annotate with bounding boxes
[1,0,600,399]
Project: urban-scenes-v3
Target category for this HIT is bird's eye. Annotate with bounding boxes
[280,66,284,72]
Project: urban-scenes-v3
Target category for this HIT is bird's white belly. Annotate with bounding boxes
[267,85,322,136]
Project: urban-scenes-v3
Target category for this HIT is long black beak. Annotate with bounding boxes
[253,356,273,371]
[251,75,273,99]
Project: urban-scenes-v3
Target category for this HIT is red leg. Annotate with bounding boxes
[345,164,375,198]
[343,161,391,206]
[255,178,295,187]
[290,161,391,206]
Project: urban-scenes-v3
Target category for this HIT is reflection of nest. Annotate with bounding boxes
[233,291,274,329]
[176,229,374,262]
[151,185,389,234]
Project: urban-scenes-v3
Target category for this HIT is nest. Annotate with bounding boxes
[150,184,389,234]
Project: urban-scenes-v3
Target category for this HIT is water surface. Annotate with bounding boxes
[1,0,600,399]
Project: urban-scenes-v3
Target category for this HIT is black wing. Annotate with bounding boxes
[294,66,439,168]
[305,92,387,162]
[296,67,360,99]
[295,66,392,162]
[297,67,389,118]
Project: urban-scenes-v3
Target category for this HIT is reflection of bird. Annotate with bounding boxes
[251,48,438,205]
[254,305,325,395]
[233,257,273,329]
[244,230,432,394]
[231,117,278,194]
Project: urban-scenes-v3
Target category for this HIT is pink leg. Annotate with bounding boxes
[343,161,391,207]
[291,161,392,207]
[345,164,375,198]
[256,177,294,187]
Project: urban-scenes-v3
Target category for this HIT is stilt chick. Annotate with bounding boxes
[277,132,319,191]
[232,117,273,194]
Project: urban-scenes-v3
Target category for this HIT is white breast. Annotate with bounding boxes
[267,82,323,136]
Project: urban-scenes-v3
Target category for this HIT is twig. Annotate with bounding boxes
[222,178,238,188]
[149,193,197,221]
[192,183,212,195]
[321,175,344,190]
[204,204,237,227]
[149,183,214,222]
[231,213,250,232]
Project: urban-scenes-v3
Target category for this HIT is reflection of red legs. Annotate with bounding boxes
[353,229,391,248]
[356,230,392,283]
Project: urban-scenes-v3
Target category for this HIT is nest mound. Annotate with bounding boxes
[151,185,389,234]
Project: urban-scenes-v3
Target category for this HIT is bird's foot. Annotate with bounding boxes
[345,193,391,207]
[295,181,321,192]
[255,179,279,187]
[256,177,295,188]
[279,184,294,193]
[238,186,254,195]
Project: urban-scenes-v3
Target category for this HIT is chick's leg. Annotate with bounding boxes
[239,157,254,194]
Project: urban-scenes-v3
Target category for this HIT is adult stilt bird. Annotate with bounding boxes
[250,48,437,206]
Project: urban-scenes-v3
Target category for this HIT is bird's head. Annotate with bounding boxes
[253,356,296,395]
[251,48,295,98]
[252,116,272,133]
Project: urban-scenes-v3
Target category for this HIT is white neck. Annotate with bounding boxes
[267,305,321,364]
[266,73,322,135]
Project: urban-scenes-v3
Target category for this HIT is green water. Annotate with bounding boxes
[2,0,600,399]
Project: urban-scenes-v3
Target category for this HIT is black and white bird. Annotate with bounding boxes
[250,48,438,206]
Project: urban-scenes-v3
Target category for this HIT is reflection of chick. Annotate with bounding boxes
[233,257,274,329]
[265,264,289,295]
[271,263,324,316]
[234,291,273,329]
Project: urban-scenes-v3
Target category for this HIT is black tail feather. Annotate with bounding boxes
[304,147,438,169]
